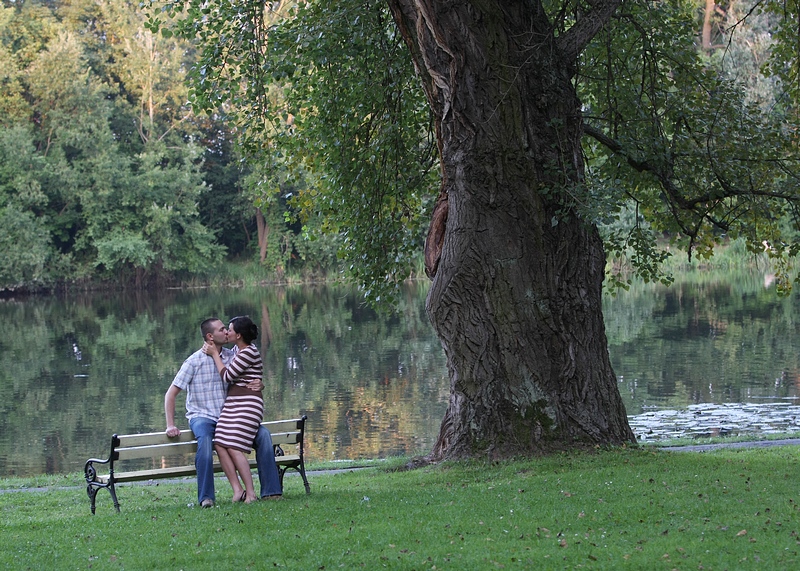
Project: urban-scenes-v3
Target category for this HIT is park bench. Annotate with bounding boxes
[84,415,310,514]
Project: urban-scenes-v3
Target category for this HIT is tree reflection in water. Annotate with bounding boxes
[1,270,799,477]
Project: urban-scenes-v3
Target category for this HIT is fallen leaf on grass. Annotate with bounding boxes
[736,530,747,537]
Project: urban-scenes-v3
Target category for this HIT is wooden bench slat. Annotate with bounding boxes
[113,460,259,482]
[117,431,197,447]
[115,434,299,461]
[116,442,198,461]
[114,419,304,447]
[99,454,302,485]
[110,465,203,482]
[262,419,304,433]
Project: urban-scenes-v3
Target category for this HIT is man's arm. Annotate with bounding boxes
[165,384,183,437]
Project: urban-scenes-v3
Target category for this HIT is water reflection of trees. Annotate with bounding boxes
[3,271,799,476]
[0,283,448,476]
[605,269,800,415]
[256,284,449,462]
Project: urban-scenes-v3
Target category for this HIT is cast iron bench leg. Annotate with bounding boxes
[108,482,120,513]
[87,485,98,515]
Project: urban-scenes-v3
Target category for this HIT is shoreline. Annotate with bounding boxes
[4,440,800,494]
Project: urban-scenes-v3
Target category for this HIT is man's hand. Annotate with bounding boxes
[246,379,264,392]
[165,385,183,438]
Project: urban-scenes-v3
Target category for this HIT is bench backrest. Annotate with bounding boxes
[112,418,305,463]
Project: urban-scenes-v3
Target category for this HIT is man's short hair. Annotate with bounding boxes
[200,318,221,340]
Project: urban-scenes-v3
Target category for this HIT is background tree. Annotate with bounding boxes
[194,116,258,258]
[0,127,52,286]
[0,0,235,289]
[150,0,800,458]
[151,0,435,299]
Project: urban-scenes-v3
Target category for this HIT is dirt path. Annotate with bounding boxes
[656,438,800,452]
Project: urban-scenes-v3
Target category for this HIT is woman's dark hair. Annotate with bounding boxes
[229,316,258,344]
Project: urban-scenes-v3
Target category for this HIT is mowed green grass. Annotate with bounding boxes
[1,446,798,570]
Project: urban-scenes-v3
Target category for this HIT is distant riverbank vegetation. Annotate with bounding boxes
[0,1,791,296]
[0,0,363,294]
[606,231,787,293]
[0,1,433,297]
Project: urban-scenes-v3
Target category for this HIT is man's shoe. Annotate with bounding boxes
[200,499,215,508]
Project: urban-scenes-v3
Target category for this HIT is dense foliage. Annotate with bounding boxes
[4,0,800,299]
[0,0,339,291]
[149,0,438,304]
[580,0,800,291]
[144,0,800,301]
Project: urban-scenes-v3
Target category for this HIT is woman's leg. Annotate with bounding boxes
[214,444,244,501]
[229,449,258,503]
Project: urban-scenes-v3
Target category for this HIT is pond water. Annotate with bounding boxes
[607,270,800,440]
[1,269,798,477]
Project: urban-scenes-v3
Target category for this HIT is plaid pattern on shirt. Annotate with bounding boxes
[171,347,234,422]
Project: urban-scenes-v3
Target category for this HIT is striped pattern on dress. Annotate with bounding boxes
[214,344,264,453]
[215,392,264,453]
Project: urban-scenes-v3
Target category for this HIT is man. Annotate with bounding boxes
[165,317,282,507]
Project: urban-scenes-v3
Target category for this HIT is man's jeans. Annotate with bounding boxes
[189,416,217,504]
[190,417,283,503]
[254,426,283,497]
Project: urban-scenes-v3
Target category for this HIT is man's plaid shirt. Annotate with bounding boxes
[171,347,234,422]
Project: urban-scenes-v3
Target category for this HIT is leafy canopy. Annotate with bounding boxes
[146,0,800,297]
[580,0,800,292]
[146,0,437,304]
[0,0,226,288]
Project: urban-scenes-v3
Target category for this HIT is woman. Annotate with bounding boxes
[203,315,264,503]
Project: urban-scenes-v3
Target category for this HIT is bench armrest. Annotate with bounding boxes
[84,434,121,483]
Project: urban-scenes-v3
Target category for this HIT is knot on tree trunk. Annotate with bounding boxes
[424,192,448,278]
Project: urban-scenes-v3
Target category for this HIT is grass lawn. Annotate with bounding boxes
[1,445,798,570]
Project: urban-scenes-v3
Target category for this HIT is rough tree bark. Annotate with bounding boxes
[387,0,635,459]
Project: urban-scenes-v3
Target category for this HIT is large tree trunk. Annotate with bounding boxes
[388,0,635,459]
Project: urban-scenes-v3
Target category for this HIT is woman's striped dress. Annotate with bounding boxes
[214,344,264,453]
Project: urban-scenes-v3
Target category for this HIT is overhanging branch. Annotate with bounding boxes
[583,123,799,209]
[556,0,624,61]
